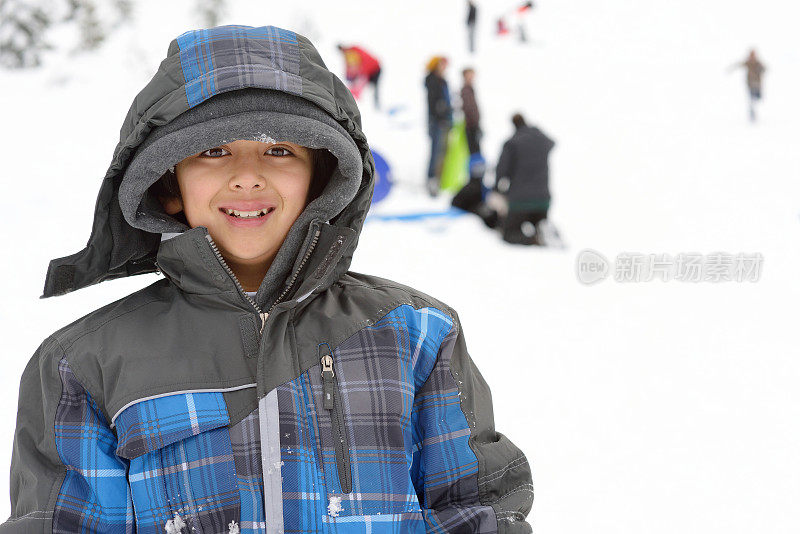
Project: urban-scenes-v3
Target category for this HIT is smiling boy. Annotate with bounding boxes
[163,140,319,292]
[1,26,532,533]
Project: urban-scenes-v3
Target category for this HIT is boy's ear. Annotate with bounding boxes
[161,196,184,215]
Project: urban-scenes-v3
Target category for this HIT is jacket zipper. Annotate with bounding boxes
[205,234,269,331]
[320,344,353,494]
[266,227,321,315]
[205,226,321,333]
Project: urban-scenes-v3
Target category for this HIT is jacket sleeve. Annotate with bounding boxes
[411,311,533,533]
[1,339,132,533]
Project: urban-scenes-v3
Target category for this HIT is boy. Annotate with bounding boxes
[2,26,532,533]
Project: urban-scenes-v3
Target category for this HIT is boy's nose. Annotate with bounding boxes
[228,167,266,191]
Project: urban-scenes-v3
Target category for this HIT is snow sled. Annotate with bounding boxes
[440,120,470,193]
[370,149,393,205]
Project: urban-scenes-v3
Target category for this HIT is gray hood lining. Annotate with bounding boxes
[118,90,363,309]
[119,110,362,234]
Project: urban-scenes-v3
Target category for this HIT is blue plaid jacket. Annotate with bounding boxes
[43,303,526,533]
[3,25,532,533]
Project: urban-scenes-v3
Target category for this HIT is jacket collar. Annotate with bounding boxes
[155,222,358,313]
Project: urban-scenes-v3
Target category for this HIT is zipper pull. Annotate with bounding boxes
[320,345,335,410]
[259,312,268,334]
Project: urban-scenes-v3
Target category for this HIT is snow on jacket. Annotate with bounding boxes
[2,26,532,534]
[496,125,555,207]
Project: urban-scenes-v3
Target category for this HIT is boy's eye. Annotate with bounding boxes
[266,146,293,157]
[200,147,231,158]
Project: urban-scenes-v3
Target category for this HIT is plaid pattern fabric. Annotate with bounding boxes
[114,391,230,458]
[50,305,500,532]
[229,408,266,533]
[115,392,239,533]
[53,357,133,533]
[176,25,302,108]
[274,304,494,532]
[413,324,499,532]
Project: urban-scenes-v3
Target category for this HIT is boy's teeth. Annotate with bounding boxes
[224,208,269,218]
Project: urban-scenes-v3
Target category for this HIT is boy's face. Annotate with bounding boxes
[165,139,313,272]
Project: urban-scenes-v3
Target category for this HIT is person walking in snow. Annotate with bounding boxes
[337,43,382,108]
[1,26,533,533]
[424,55,453,196]
[495,113,555,245]
[466,0,478,53]
[730,49,766,122]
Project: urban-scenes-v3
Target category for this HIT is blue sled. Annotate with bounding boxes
[367,208,467,222]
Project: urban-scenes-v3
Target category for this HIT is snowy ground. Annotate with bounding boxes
[1,0,799,532]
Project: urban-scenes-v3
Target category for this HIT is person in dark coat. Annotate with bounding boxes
[424,56,453,196]
[451,67,488,219]
[466,1,477,53]
[495,113,555,245]
[461,67,481,156]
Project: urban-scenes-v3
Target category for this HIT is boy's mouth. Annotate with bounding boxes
[220,207,276,219]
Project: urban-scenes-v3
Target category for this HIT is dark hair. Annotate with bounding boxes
[151,147,339,210]
[462,67,474,78]
[512,113,527,129]
[307,148,338,202]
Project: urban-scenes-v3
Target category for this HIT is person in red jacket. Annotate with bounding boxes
[337,44,382,108]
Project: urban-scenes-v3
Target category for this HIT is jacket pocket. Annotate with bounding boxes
[318,343,353,494]
[115,392,239,534]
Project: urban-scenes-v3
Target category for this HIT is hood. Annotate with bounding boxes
[43,25,374,302]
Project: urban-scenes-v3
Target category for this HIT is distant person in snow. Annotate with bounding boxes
[730,49,766,122]
[495,113,555,245]
[515,1,535,43]
[460,67,482,157]
[466,0,478,53]
[452,67,489,220]
[424,56,453,196]
[496,17,510,36]
[496,2,534,42]
[337,44,382,108]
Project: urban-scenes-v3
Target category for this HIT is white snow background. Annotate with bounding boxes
[1,0,799,531]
